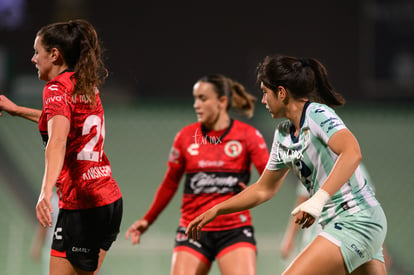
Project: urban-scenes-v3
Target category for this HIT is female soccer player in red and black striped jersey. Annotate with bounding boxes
[0,19,122,274]
[126,74,269,275]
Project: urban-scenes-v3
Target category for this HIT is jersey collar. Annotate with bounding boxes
[201,118,234,144]
[290,101,311,143]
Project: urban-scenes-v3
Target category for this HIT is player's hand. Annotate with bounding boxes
[185,207,218,240]
[292,210,316,229]
[0,95,18,116]
[36,190,54,228]
[291,189,330,228]
[125,219,149,245]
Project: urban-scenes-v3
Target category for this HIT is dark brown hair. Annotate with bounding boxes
[256,55,345,108]
[198,74,256,118]
[37,19,108,105]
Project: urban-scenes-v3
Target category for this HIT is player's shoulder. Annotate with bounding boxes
[306,102,337,117]
[179,122,200,133]
[230,119,266,142]
[173,122,200,141]
[45,71,75,95]
[232,119,257,132]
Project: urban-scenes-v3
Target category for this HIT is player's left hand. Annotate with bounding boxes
[291,188,330,228]
[292,210,316,228]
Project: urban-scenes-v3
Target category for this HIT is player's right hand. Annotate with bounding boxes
[125,219,149,245]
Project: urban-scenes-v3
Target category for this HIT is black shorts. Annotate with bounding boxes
[51,198,123,272]
[174,225,256,266]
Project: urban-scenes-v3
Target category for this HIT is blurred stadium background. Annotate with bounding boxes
[0,0,413,274]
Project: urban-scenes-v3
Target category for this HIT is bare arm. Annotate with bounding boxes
[0,95,42,122]
[186,167,289,239]
[322,128,362,195]
[36,115,69,227]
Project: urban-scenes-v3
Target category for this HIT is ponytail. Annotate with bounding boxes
[229,79,256,118]
[37,19,108,106]
[198,74,256,118]
[307,58,345,107]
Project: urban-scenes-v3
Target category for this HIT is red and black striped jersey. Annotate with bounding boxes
[38,71,122,210]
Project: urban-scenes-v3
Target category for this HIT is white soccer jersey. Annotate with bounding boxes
[267,102,379,226]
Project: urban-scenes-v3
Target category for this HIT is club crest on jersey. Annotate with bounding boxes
[224,140,242,157]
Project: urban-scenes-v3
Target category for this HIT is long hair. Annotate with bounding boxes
[37,19,108,105]
[256,55,345,108]
[198,74,257,118]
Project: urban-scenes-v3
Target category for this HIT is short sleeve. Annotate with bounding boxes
[266,121,290,170]
[307,104,347,144]
[43,81,72,121]
[167,130,185,171]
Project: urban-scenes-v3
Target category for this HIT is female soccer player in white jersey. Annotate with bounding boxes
[186,55,387,275]
[0,19,122,275]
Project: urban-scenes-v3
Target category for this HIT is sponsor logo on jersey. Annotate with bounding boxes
[190,172,238,194]
[71,94,93,104]
[45,95,64,105]
[320,117,343,134]
[48,84,59,91]
[224,140,242,157]
[198,160,225,168]
[82,165,111,180]
[187,143,200,156]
